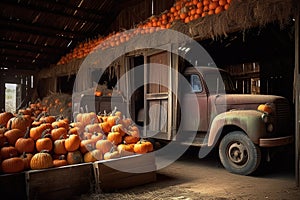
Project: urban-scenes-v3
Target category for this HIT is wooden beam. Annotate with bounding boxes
[295,2,300,187]
[0,55,51,65]
[0,40,66,55]
[1,60,49,70]
[0,17,86,40]
[0,0,105,26]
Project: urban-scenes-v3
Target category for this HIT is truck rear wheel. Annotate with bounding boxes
[219,131,261,175]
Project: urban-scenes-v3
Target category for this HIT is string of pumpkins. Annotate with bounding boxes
[0,106,153,174]
[57,0,231,65]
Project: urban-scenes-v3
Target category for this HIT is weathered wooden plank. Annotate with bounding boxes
[93,154,156,192]
[25,163,94,200]
[0,172,26,200]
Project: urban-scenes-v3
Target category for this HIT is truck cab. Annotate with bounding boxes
[181,66,293,175]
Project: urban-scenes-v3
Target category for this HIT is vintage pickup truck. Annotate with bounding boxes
[178,66,294,175]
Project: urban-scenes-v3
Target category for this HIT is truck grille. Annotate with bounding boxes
[273,99,291,136]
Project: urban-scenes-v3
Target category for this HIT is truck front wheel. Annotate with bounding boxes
[219,131,261,175]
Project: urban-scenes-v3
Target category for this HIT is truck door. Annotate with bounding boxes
[144,50,173,140]
[182,73,208,132]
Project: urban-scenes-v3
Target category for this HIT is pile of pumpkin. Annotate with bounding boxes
[0,107,153,174]
[57,0,232,65]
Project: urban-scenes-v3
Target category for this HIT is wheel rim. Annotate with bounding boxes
[227,142,248,166]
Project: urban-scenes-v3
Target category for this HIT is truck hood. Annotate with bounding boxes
[213,94,286,107]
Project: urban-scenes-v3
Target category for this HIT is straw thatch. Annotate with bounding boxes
[188,0,297,40]
[38,0,297,79]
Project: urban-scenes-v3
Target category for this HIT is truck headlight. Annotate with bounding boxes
[261,113,270,123]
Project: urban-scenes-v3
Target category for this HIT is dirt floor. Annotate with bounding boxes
[80,146,300,200]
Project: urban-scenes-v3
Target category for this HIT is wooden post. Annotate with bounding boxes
[295,3,300,187]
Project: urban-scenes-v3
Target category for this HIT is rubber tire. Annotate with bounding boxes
[219,131,261,175]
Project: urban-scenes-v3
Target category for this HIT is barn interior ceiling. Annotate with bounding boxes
[0,0,142,71]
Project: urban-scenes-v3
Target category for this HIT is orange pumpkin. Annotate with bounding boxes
[64,134,81,152]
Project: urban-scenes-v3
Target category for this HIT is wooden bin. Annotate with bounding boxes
[25,163,94,200]
[93,153,157,192]
[0,172,27,200]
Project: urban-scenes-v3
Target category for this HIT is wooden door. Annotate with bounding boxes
[144,50,172,140]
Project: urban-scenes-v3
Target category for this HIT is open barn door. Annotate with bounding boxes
[144,50,173,140]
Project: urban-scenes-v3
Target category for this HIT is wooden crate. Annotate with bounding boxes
[93,153,157,192]
[0,172,27,200]
[25,163,94,200]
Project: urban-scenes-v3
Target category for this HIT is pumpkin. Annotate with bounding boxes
[104,147,121,160]
[124,135,139,144]
[257,103,272,114]
[76,112,98,126]
[80,139,95,154]
[51,120,69,130]
[53,155,68,167]
[107,132,123,145]
[91,132,105,143]
[83,149,103,163]
[4,128,24,146]
[99,122,111,134]
[0,132,7,147]
[30,151,53,170]
[7,114,33,133]
[15,127,35,153]
[0,125,8,134]
[0,112,14,127]
[95,140,113,154]
[1,146,18,159]
[66,150,83,165]
[51,127,67,141]
[68,126,83,136]
[20,152,33,170]
[53,137,67,155]
[117,144,135,157]
[85,123,102,133]
[30,123,52,141]
[35,130,53,152]
[107,116,120,127]
[1,157,25,173]
[111,124,127,136]
[40,115,56,124]
[127,125,140,138]
[134,140,153,154]
[64,134,80,152]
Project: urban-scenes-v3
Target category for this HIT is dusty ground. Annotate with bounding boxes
[80,146,300,200]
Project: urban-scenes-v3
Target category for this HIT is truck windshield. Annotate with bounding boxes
[203,71,236,94]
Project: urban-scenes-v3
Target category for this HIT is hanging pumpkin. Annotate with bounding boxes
[1,157,25,173]
[30,150,53,170]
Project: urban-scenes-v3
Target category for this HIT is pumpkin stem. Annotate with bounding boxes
[35,112,44,122]
[111,106,117,116]
[24,127,30,138]
[41,129,51,138]
[59,155,66,160]
[22,152,27,158]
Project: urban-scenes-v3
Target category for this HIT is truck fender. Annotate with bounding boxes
[207,110,267,147]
